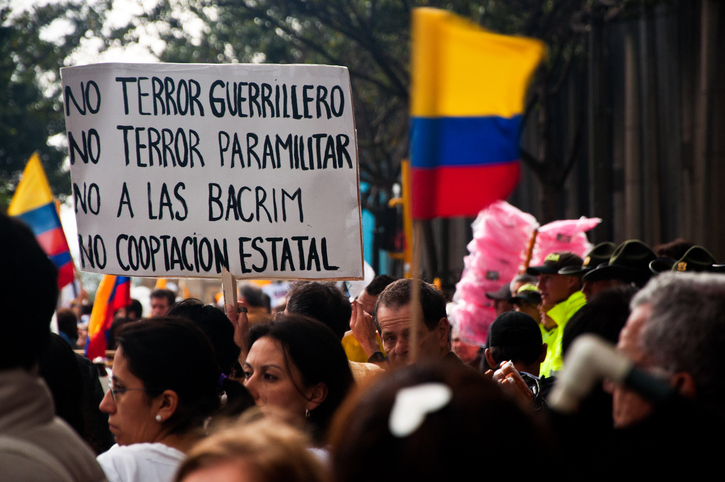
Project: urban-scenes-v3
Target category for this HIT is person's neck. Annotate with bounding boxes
[156,431,201,454]
[541,318,557,330]
[515,362,540,377]
[553,291,574,306]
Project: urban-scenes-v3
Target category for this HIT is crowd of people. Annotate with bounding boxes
[2,210,725,481]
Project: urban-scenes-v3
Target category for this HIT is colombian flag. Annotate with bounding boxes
[410,9,545,219]
[86,274,131,359]
[8,153,75,288]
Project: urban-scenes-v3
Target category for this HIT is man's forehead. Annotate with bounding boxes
[617,303,652,357]
[377,304,412,330]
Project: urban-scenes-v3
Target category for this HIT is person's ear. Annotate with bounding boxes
[437,317,450,345]
[484,348,498,369]
[671,372,697,399]
[155,390,179,423]
[305,383,328,412]
[566,276,581,291]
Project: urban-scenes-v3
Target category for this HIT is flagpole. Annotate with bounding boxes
[401,160,414,278]
[522,228,538,272]
[55,197,83,299]
[410,220,424,364]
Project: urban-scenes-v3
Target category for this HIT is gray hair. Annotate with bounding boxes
[631,272,725,408]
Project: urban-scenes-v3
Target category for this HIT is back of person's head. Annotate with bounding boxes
[239,283,271,311]
[81,304,93,317]
[285,281,351,340]
[248,315,354,441]
[0,214,59,370]
[328,362,553,482]
[487,311,543,366]
[176,416,327,482]
[127,298,143,319]
[107,316,137,350]
[561,284,637,356]
[56,308,79,345]
[653,238,695,260]
[38,333,85,437]
[632,272,725,411]
[365,275,398,296]
[374,279,446,331]
[116,317,221,435]
[509,273,538,292]
[167,299,241,376]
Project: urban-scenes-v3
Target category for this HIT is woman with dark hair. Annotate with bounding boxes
[167,299,255,417]
[97,318,224,482]
[328,362,556,482]
[167,299,240,376]
[242,314,355,444]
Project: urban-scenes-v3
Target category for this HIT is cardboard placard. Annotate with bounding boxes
[61,63,363,280]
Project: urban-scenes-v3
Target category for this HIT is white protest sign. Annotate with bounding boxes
[61,63,363,280]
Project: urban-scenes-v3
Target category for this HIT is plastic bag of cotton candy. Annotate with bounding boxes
[530,217,601,266]
[450,201,539,345]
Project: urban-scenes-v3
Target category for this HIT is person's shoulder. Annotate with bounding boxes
[566,291,586,309]
[349,360,385,383]
[0,428,106,482]
[441,351,483,376]
[99,443,184,462]
[0,450,78,482]
[97,443,184,482]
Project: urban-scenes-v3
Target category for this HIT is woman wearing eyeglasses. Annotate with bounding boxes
[96,318,223,482]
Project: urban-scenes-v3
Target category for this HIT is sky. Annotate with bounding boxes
[14,0,214,288]
[6,0,159,290]
[8,0,162,262]
[10,0,163,64]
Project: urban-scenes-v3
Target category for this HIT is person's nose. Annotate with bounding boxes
[99,387,115,414]
[395,337,410,357]
[243,374,261,403]
[582,281,592,298]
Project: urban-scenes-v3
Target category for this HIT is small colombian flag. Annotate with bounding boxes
[8,153,75,288]
[86,275,131,359]
[410,8,546,219]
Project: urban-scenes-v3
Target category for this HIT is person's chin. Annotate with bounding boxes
[390,355,408,368]
[108,425,124,445]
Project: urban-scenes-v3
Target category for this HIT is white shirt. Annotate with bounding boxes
[97,443,185,482]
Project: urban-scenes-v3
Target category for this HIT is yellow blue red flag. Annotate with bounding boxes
[410,8,546,219]
[8,153,75,288]
[86,274,131,359]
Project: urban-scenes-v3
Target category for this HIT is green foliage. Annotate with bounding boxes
[0,0,110,209]
[107,0,650,199]
[0,0,658,213]
[109,0,419,191]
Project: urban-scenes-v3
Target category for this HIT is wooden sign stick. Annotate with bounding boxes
[221,267,238,311]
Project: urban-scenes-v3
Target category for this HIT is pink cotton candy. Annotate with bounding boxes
[454,274,498,307]
[448,301,496,345]
[452,201,539,345]
[530,217,601,265]
[463,252,520,282]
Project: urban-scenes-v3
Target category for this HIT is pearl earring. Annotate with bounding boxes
[155,414,162,423]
